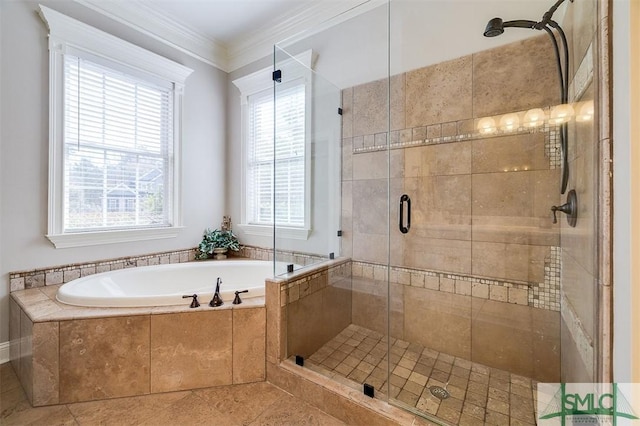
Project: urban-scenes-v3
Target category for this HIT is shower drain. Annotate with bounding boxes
[429,385,450,400]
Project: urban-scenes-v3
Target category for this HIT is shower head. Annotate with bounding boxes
[483,18,539,37]
[483,18,504,37]
[482,0,574,194]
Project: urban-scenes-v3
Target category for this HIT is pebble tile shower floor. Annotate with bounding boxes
[306,324,539,425]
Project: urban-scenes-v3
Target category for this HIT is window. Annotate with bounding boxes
[232,51,313,240]
[40,6,193,248]
[246,83,306,228]
[64,57,172,231]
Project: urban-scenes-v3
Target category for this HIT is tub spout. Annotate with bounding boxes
[209,277,224,307]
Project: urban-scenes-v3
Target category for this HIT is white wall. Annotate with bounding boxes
[612,0,633,382]
[0,1,227,345]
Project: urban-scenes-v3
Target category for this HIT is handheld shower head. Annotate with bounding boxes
[483,17,504,37]
[481,0,574,194]
[483,18,538,37]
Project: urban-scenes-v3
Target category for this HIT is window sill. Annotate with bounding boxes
[238,224,310,240]
[46,226,184,248]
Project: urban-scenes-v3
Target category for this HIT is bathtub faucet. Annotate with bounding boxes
[182,294,200,308]
[209,277,224,307]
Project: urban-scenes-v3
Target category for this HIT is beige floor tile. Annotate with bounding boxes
[462,401,486,420]
[436,405,461,424]
[1,361,348,426]
[68,390,191,425]
[135,393,224,426]
[247,392,346,425]
[459,413,485,426]
[1,362,22,394]
[2,400,77,426]
[194,382,288,424]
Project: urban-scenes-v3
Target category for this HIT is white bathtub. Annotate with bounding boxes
[56,260,284,308]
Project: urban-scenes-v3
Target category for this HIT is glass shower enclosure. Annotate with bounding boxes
[272,46,342,273]
[273,0,600,423]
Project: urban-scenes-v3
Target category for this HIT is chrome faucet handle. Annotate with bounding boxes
[182,294,200,308]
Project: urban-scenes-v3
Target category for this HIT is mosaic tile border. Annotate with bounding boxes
[350,108,562,170]
[570,42,594,102]
[9,248,197,292]
[561,292,594,376]
[9,243,332,293]
[350,247,560,312]
[529,246,561,310]
[237,245,328,267]
[279,261,351,308]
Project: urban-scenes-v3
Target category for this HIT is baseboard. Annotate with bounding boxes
[0,341,10,364]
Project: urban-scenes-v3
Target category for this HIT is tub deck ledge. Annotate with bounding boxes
[11,285,265,323]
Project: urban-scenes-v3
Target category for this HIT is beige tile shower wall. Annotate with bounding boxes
[350,262,560,383]
[342,35,562,288]
[276,261,352,360]
[560,0,600,383]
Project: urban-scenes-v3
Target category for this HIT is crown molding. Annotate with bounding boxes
[227,0,385,71]
[74,0,230,71]
[72,0,385,73]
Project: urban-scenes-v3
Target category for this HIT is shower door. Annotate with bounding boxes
[382,1,578,423]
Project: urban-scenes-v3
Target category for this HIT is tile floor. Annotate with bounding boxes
[0,362,346,425]
[307,324,539,425]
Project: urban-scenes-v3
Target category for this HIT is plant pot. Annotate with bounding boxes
[213,247,228,260]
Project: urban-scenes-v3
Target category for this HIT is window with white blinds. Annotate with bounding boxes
[63,56,173,232]
[41,6,192,248]
[246,83,306,228]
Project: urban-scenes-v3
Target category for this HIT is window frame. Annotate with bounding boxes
[233,51,314,240]
[39,6,193,248]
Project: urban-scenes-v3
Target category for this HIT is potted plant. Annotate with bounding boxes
[196,228,240,260]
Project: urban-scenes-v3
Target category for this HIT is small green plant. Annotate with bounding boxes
[196,228,240,259]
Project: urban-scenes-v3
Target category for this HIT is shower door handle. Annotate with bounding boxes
[399,194,411,234]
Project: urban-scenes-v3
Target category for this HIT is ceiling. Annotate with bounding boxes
[77,0,372,72]
[136,0,317,44]
[75,0,566,74]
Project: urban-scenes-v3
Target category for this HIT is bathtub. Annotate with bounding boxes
[56,260,285,308]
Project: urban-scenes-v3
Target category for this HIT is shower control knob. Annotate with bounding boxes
[551,189,577,227]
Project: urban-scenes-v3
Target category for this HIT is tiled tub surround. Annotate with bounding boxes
[9,248,198,292]
[9,286,266,406]
[8,245,328,294]
[239,245,330,269]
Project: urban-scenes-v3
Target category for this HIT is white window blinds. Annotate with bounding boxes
[63,56,174,232]
[246,83,305,227]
